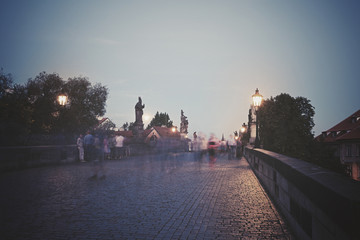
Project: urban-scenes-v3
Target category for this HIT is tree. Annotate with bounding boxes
[0,69,32,145]
[26,72,65,134]
[0,70,108,145]
[147,112,173,129]
[257,93,315,159]
[61,76,108,134]
[121,122,135,131]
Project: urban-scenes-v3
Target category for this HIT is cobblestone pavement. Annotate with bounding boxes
[0,153,293,239]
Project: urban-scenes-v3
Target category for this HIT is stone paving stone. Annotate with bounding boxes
[0,153,293,239]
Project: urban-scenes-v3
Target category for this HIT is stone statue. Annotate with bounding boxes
[133,97,145,138]
[135,97,145,124]
[180,110,189,134]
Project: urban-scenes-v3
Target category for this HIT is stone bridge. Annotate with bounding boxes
[1,146,359,239]
[0,152,291,239]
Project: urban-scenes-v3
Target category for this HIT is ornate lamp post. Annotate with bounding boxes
[252,88,263,148]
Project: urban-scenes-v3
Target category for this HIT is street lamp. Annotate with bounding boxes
[240,123,246,134]
[252,88,263,148]
[57,94,68,106]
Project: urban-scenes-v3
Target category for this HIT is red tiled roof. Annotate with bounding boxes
[115,127,180,139]
[316,109,360,142]
[150,126,180,138]
[328,109,360,132]
[98,117,109,125]
[115,130,133,138]
[336,126,360,141]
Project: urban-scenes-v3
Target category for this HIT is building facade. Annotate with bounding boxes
[316,110,360,181]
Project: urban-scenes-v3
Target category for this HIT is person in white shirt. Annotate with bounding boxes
[115,133,125,159]
[77,134,85,162]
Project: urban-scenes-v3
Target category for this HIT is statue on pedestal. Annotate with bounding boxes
[133,97,145,137]
[180,110,188,134]
[135,97,145,124]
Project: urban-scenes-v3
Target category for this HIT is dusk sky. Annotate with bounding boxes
[1,0,359,139]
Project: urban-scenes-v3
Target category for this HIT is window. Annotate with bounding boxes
[345,144,352,157]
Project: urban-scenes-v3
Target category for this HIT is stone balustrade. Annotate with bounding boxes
[244,147,360,240]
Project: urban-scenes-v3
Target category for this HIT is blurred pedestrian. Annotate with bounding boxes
[227,135,236,160]
[77,134,85,162]
[89,134,106,180]
[236,139,243,159]
[109,134,116,159]
[103,135,110,160]
[84,131,94,162]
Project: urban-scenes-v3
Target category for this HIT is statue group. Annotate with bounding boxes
[133,97,189,137]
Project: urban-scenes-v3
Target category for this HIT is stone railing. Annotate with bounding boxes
[0,145,77,172]
[244,147,360,240]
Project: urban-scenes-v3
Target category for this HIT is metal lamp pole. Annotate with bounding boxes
[252,88,263,148]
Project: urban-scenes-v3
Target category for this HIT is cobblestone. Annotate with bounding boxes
[0,153,293,239]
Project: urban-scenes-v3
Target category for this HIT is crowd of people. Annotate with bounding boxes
[76,130,243,179]
[76,131,128,179]
[76,131,128,162]
[191,132,244,160]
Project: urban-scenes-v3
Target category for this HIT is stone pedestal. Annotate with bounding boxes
[133,123,144,140]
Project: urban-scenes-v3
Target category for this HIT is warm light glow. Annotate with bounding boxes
[235,136,239,140]
[240,123,246,133]
[143,114,151,122]
[241,126,246,133]
[252,88,263,107]
[172,127,176,133]
[58,95,68,106]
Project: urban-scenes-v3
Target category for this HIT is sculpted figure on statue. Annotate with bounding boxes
[135,97,145,124]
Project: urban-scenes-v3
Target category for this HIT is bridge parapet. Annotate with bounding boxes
[244,147,360,240]
[0,145,77,172]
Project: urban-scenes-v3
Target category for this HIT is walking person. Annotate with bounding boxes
[89,134,106,180]
[84,131,94,162]
[227,135,237,160]
[77,134,85,162]
[109,134,116,159]
[103,135,110,160]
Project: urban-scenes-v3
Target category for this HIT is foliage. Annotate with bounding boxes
[256,92,346,175]
[147,112,173,129]
[0,69,32,144]
[0,70,108,145]
[122,122,135,131]
[308,141,346,174]
[257,93,315,159]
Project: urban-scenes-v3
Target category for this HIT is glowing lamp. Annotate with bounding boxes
[252,88,263,108]
[240,123,246,133]
[58,94,68,106]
